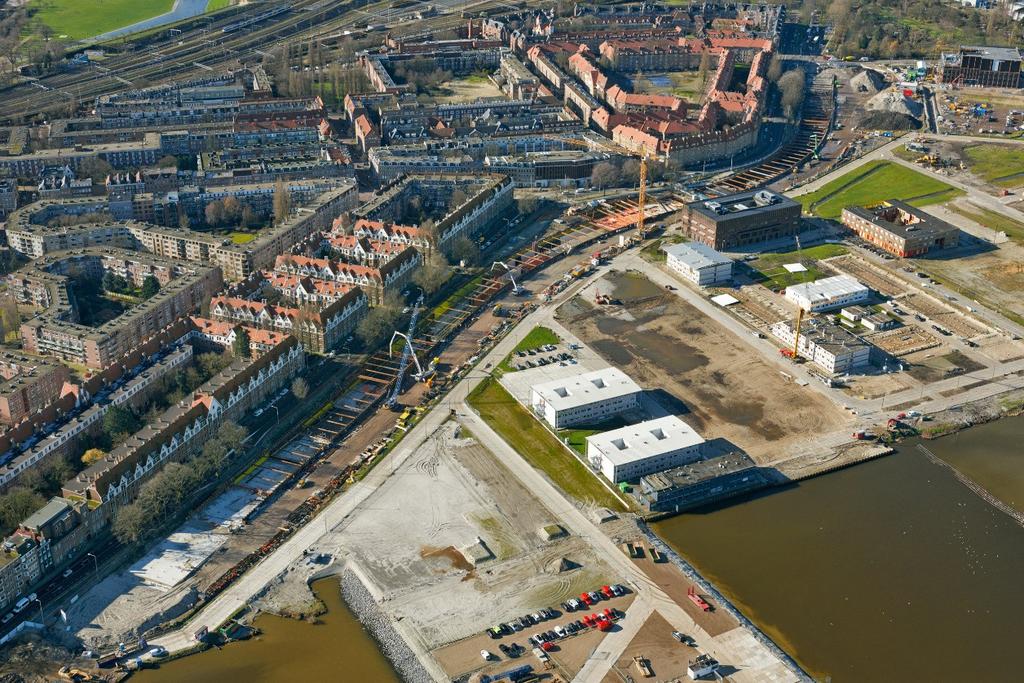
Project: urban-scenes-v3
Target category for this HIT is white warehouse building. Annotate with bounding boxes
[785,274,870,312]
[586,415,705,483]
[530,367,641,429]
[662,242,733,287]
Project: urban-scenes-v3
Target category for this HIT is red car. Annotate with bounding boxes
[603,607,615,621]
[541,641,555,652]
[601,585,614,599]
[580,592,594,606]
[581,614,596,627]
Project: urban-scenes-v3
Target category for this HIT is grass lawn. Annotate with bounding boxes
[946,203,1024,243]
[750,243,848,289]
[558,418,628,456]
[467,377,626,511]
[207,0,234,10]
[799,161,963,219]
[639,235,688,262]
[496,325,560,374]
[228,231,256,244]
[32,0,174,40]
[962,144,1024,188]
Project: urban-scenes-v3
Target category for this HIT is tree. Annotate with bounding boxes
[451,188,469,207]
[0,487,45,536]
[767,55,784,83]
[232,327,252,359]
[101,271,128,294]
[273,179,292,225]
[591,161,619,190]
[698,49,712,89]
[103,405,140,442]
[356,302,401,349]
[81,448,106,466]
[241,205,259,229]
[413,251,451,294]
[204,200,225,227]
[291,377,309,400]
[112,503,145,544]
[621,158,641,186]
[778,68,807,120]
[157,155,179,169]
[77,157,115,183]
[140,276,160,299]
[517,195,539,215]
[450,235,480,266]
[222,196,242,224]
[177,204,191,230]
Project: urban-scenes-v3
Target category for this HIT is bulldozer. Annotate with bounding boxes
[58,667,99,682]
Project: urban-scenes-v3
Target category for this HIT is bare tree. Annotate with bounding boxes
[273,179,292,225]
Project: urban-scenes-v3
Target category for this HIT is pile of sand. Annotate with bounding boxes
[850,68,886,93]
[866,89,924,118]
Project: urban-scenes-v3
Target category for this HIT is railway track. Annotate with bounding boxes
[709,74,834,195]
[0,0,502,123]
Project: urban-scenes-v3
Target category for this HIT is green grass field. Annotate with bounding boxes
[799,161,963,219]
[496,326,560,374]
[32,0,174,40]
[467,377,626,510]
[228,231,255,245]
[962,144,1024,188]
[207,0,234,10]
[750,243,848,289]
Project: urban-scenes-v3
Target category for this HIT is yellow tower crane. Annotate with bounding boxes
[792,307,804,359]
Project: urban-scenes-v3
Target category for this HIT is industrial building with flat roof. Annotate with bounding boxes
[841,201,960,258]
[785,275,870,313]
[637,451,768,513]
[771,318,872,374]
[530,367,641,429]
[662,242,733,287]
[680,190,802,250]
[586,415,705,483]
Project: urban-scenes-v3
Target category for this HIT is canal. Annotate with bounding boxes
[136,579,399,683]
[653,416,1024,682]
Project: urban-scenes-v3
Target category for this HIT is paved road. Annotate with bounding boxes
[89,0,212,43]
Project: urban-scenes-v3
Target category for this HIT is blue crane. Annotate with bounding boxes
[385,292,424,409]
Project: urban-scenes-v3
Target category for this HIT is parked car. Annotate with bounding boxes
[480,650,493,661]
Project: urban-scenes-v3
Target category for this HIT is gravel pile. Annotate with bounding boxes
[850,68,886,93]
[866,89,924,118]
[339,571,434,683]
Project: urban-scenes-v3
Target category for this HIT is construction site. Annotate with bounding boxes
[556,269,852,466]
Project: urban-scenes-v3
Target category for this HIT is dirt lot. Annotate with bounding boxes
[601,611,698,683]
[556,272,851,465]
[325,424,620,660]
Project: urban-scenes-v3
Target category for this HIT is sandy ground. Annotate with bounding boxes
[556,271,851,465]
[601,610,699,683]
[326,426,618,652]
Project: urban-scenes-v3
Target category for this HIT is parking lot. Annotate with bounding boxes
[432,590,637,681]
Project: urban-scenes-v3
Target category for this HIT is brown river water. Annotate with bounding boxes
[654,416,1024,683]
[135,578,398,683]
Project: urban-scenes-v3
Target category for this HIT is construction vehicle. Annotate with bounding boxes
[916,153,940,166]
[58,667,99,682]
[687,586,711,611]
[389,331,438,383]
[633,656,654,677]
[385,293,424,409]
[780,307,805,363]
[492,261,524,295]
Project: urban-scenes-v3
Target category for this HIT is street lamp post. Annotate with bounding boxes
[86,552,98,575]
[33,597,43,624]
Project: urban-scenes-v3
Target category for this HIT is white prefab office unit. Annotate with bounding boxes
[530,367,641,429]
[586,415,705,483]
[662,242,733,287]
[785,274,870,312]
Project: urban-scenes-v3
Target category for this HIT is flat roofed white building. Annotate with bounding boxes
[586,415,705,483]
[662,242,733,287]
[785,274,869,312]
[530,367,641,429]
